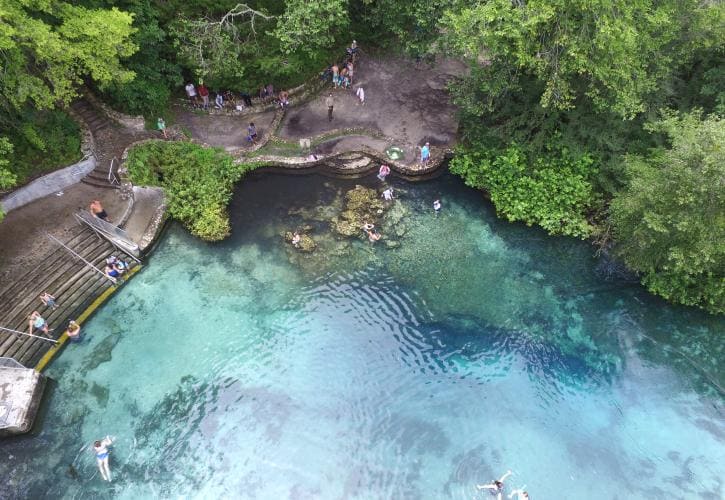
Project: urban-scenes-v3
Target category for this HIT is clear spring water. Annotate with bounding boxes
[2,173,723,499]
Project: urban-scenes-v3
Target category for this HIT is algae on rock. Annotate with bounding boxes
[331,185,386,237]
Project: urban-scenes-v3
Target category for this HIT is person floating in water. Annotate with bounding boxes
[477,470,512,500]
[366,228,381,242]
[433,199,441,212]
[377,164,390,181]
[508,488,529,499]
[93,436,114,482]
[382,187,394,201]
[292,232,301,247]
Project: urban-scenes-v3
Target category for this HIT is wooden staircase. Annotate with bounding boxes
[69,98,120,189]
[0,226,138,367]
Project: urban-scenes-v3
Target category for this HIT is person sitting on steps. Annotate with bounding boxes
[28,311,51,337]
[40,292,58,310]
[89,200,109,222]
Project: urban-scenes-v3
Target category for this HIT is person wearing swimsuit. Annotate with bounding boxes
[477,470,512,500]
[28,311,50,336]
[93,436,113,482]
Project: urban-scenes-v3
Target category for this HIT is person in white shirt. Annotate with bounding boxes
[355,86,365,105]
[185,83,197,106]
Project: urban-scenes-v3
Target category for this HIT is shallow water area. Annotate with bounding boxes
[2,173,723,499]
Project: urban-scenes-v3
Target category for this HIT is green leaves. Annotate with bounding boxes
[0,137,17,191]
[0,2,137,110]
[610,111,725,313]
[450,144,596,238]
[441,0,717,119]
[274,0,348,55]
[125,141,259,241]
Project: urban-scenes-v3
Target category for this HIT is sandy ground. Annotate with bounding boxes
[279,55,466,163]
[0,183,129,285]
[173,108,277,151]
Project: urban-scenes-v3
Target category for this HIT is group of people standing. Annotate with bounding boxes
[184,82,258,112]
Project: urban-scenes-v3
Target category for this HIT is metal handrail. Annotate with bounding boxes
[108,157,119,186]
[0,327,58,344]
[45,232,117,284]
[74,211,141,260]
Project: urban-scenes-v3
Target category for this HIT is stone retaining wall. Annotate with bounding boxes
[83,88,146,131]
[0,157,96,213]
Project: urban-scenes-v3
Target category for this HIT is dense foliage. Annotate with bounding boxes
[125,141,259,241]
[610,112,725,314]
[1,0,723,312]
[0,0,136,190]
[450,145,596,238]
[432,0,724,312]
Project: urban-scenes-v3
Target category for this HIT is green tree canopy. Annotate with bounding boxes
[610,111,725,313]
[440,0,721,119]
[0,1,137,110]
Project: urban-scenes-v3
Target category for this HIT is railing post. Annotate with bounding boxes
[44,232,117,284]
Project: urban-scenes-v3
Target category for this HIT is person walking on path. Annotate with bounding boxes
[93,436,114,482]
[326,93,335,121]
[156,117,167,139]
[247,122,257,144]
[356,85,365,105]
[418,142,431,164]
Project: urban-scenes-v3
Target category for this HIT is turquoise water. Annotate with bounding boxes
[3,173,723,499]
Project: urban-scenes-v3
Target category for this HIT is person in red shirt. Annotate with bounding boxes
[197,82,210,110]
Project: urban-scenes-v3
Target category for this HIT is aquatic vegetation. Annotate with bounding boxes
[331,185,386,237]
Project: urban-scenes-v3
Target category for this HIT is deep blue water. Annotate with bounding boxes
[2,172,723,499]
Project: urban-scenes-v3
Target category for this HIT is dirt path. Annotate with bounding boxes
[279,54,466,163]
[173,107,277,151]
[0,121,155,285]
[1,54,465,284]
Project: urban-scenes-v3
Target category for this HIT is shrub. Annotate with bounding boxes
[5,110,81,184]
[610,111,725,314]
[125,140,259,241]
[450,145,597,238]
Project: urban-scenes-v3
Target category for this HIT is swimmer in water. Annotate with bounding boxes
[292,232,301,247]
[477,470,512,500]
[433,199,441,212]
[93,436,113,482]
[362,222,375,231]
[366,229,381,242]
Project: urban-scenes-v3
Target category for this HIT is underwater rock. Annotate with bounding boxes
[285,231,316,252]
[331,185,386,237]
